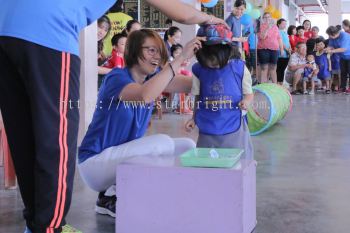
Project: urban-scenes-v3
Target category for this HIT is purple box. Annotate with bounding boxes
[116,160,256,233]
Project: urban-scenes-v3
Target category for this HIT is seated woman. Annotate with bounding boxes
[78,29,201,217]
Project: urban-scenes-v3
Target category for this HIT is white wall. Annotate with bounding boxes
[288,4,298,26]
[306,14,329,38]
[343,2,350,13]
[328,0,343,27]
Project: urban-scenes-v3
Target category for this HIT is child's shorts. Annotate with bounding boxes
[332,70,340,75]
[319,76,331,81]
[196,117,254,160]
[302,76,318,82]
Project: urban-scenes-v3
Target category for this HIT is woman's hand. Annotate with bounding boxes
[185,119,196,132]
[180,37,205,60]
[324,48,333,54]
[239,37,248,42]
[203,15,229,28]
[280,50,286,57]
[232,37,248,43]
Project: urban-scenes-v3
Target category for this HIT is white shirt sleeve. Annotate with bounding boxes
[242,66,253,95]
[191,75,200,95]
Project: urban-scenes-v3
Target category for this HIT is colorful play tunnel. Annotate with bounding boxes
[247,83,293,136]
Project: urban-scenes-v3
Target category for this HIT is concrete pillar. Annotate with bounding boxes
[328,0,342,27]
[78,22,98,144]
[288,4,298,26]
[173,0,201,46]
[224,0,233,20]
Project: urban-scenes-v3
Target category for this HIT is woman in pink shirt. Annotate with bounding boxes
[257,12,284,83]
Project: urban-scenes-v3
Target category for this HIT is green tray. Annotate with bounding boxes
[180,148,244,168]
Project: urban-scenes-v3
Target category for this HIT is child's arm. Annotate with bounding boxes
[185,95,199,132]
[239,94,254,110]
[239,66,254,110]
[311,64,319,77]
[311,68,319,77]
[185,75,200,132]
[327,53,332,71]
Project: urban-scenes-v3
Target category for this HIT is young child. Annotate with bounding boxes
[295,26,308,44]
[103,33,127,69]
[170,44,193,114]
[331,53,341,92]
[185,24,254,159]
[303,54,319,95]
[315,38,332,94]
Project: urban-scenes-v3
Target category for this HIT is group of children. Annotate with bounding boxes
[302,39,341,95]
[244,20,345,95]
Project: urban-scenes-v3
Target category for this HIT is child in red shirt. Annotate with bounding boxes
[104,33,127,69]
[295,26,308,44]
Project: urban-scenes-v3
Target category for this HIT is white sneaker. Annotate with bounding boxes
[309,91,315,95]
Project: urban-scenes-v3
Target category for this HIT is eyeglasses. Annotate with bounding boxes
[142,46,160,56]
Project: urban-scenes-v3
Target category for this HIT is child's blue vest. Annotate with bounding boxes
[304,62,315,78]
[331,53,341,71]
[194,60,244,135]
[315,53,331,80]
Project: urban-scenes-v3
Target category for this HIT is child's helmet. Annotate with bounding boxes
[196,24,233,45]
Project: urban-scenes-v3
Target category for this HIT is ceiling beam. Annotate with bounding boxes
[316,0,328,13]
[289,0,307,17]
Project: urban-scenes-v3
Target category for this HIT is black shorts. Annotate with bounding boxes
[257,49,279,65]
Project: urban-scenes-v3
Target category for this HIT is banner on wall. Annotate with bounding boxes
[140,0,168,28]
[103,11,133,56]
[103,0,134,56]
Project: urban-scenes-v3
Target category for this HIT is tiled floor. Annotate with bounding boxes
[1,94,350,233]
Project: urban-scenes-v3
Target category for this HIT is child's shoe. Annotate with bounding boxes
[309,90,315,95]
[303,90,308,95]
[325,89,331,94]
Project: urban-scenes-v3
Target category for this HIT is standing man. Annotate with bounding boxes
[0,0,226,232]
[0,1,116,232]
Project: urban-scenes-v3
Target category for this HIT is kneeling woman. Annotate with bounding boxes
[78,29,201,217]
